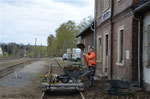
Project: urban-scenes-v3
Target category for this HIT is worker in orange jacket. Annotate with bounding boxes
[85,47,96,88]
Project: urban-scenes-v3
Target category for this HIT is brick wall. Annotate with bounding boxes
[81,30,94,53]
[96,20,112,78]
[112,12,134,81]
[113,0,132,16]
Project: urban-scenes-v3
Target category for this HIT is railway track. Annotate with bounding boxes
[0,58,38,78]
[41,58,85,99]
[0,57,18,62]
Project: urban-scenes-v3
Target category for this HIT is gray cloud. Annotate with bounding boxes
[53,0,88,7]
[0,0,94,45]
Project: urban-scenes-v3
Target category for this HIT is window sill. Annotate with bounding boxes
[116,62,124,66]
[97,15,101,19]
[102,7,110,13]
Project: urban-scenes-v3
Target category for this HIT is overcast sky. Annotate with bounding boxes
[0,0,94,46]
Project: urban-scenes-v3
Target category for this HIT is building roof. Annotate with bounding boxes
[76,21,94,38]
[134,0,150,15]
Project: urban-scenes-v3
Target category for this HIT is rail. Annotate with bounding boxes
[0,58,38,78]
[41,58,85,99]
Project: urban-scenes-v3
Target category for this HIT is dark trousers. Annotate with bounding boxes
[88,66,95,87]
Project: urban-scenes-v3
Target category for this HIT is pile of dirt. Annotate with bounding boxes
[56,59,150,99]
[64,66,81,72]
[81,78,150,99]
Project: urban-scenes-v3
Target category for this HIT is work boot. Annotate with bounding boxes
[88,83,92,88]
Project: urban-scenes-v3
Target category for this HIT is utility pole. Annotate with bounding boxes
[50,39,52,58]
[47,41,48,57]
[34,38,37,57]
[40,43,42,58]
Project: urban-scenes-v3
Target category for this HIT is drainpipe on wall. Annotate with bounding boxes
[132,13,141,87]
[91,24,94,31]
[110,0,114,80]
[93,0,96,53]
[91,23,95,47]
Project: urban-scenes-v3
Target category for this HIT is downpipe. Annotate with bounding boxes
[93,0,96,53]
[91,25,94,31]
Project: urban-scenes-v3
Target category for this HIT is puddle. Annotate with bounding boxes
[0,61,46,87]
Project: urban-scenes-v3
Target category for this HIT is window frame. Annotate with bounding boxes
[97,0,102,18]
[116,25,124,66]
[103,0,110,12]
[88,45,91,52]
[97,35,102,62]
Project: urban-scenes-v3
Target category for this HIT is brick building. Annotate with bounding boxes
[76,22,94,52]
[95,0,150,85]
[76,0,150,91]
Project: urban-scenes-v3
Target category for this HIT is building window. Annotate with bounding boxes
[144,25,150,68]
[88,45,91,52]
[97,0,102,17]
[97,36,102,62]
[105,34,109,56]
[103,0,110,12]
[117,26,124,65]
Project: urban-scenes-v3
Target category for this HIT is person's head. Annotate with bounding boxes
[88,47,94,53]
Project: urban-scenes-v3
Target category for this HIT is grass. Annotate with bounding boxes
[0,55,12,58]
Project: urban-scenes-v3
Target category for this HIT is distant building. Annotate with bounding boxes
[76,22,94,65]
[0,47,3,56]
[76,22,94,52]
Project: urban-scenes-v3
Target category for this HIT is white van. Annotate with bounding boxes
[67,49,72,60]
[71,48,81,62]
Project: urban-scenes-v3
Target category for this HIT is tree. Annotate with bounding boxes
[47,34,56,57]
[46,16,94,57]
[55,20,79,56]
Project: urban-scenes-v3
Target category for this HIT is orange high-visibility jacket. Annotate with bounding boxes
[85,51,96,66]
